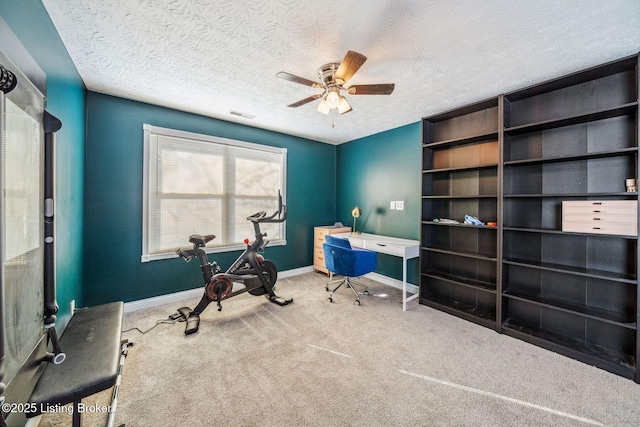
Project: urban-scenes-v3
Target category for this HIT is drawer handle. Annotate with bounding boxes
[592,210,601,213]
[593,218,601,220]
[592,202,602,205]
[593,227,601,230]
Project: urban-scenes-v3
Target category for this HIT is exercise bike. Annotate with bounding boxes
[173,192,293,334]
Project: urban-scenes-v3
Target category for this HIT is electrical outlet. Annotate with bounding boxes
[390,201,396,210]
[396,201,404,210]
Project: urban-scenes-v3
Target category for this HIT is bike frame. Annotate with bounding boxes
[183,212,273,290]
[174,192,291,334]
[225,221,269,283]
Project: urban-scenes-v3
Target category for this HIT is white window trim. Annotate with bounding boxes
[142,124,287,262]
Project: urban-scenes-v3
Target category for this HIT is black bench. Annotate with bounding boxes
[27,301,127,427]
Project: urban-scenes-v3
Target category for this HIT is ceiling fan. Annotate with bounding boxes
[276,51,395,116]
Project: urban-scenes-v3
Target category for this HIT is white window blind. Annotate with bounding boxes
[142,125,286,262]
[2,92,44,384]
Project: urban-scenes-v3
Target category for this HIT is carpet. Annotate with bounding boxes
[38,272,640,426]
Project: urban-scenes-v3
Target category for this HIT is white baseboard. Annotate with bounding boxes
[364,272,419,295]
[123,265,415,313]
[278,265,315,278]
[124,287,203,313]
[123,265,316,313]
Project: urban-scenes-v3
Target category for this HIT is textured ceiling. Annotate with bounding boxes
[41,0,640,144]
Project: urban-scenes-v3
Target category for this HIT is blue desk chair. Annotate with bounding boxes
[323,235,377,305]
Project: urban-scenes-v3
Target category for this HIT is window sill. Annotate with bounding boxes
[141,239,286,263]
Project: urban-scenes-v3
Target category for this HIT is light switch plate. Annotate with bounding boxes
[390,201,396,210]
[396,201,404,210]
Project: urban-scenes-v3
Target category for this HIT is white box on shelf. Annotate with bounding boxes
[562,200,637,236]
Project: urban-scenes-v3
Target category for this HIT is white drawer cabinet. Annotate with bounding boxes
[562,200,637,236]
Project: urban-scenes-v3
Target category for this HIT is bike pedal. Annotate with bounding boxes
[184,313,200,335]
[176,306,192,320]
[270,296,293,306]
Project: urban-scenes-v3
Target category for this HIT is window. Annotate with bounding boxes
[2,84,45,389]
[142,125,286,262]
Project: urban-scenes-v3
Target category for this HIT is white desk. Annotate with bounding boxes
[332,232,420,311]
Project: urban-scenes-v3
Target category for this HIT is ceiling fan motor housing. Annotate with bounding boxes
[318,63,340,86]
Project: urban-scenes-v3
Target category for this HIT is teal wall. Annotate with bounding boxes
[2,0,421,309]
[84,92,337,305]
[0,0,86,325]
[336,122,422,284]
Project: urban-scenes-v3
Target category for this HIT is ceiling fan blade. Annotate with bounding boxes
[287,94,323,108]
[347,83,395,95]
[334,51,367,84]
[276,71,321,88]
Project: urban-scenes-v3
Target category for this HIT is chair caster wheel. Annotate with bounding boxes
[364,290,370,295]
[328,297,333,303]
[354,300,360,306]
[325,286,329,291]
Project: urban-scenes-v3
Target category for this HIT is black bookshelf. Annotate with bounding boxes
[501,54,639,380]
[420,53,640,382]
[420,97,501,330]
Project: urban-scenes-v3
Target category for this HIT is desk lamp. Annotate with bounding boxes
[351,206,362,235]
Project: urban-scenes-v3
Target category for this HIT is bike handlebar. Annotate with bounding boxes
[246,191,287,224]
[247,211,267,220]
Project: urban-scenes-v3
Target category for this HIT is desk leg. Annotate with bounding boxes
[402,255,407,311]
[402,255,420,311]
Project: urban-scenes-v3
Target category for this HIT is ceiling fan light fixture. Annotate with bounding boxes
[317,98,330,115]
[337,96,352,115]
[326,88,340,107]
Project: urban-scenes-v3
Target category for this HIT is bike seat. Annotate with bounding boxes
[189,234,216,247]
